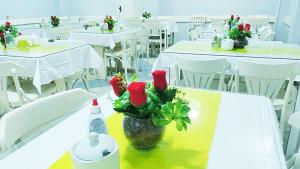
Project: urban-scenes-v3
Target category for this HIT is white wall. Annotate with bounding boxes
[0,0,60,19]
[60,0,118,17]
[158,0,278,16]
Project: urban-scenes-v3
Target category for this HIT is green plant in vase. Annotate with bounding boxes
[226,15,251,49]
[0,21,20,48]
[142,12,151,19]
[110,71,191,150]
[51,16,60,27]
[104,16,116,31]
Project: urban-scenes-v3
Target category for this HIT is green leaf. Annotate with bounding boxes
[176,120,184,131]
[131,74,137,82]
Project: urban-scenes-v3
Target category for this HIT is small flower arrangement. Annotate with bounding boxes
[226,15,251,48]
[228,23,251,41]
[0,21,20,48]
[51,16,60,27]
[142,12,151,19]
[104,16,116,30]
[110,71,191,131]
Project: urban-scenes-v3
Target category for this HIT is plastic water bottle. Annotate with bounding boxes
[88,99,107,134]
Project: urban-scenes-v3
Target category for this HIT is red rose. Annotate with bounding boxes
[109,75,126,96]
[128,82,147,107]
[152,70,168,91]
[5,21,10,28]
[230,15,234,20]
[238,23,244,31]
[245,23,251,32]
[0,32,4,38]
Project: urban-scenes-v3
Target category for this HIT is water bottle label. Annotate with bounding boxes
[89,118,107,134]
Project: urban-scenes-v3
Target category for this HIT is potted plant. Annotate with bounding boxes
[226,15,251,49]
[51,16,60,27]
[104,16,116,31]
[0,21,20,48]
[142,12,151,19]
[109,71,191,150]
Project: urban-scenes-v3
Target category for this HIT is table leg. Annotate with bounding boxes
[92,45,106,79]
[54,79,67,92]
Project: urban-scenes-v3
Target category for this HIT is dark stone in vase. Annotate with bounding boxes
[234,39,248,49]
[123,116,165,150]
[108,24,114,30]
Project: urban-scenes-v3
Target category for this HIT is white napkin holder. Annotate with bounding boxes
[71,133,120,169]
[221,39,234,50]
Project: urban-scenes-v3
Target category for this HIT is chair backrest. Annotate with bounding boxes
[235,61,296,101]
[190,15,207,29]
[122,31,137,56]
[144,20,162,37]
[126,17,141,27]
[235,61,296,137]
[288,112,300,169]
[175,57,230,90]
[0,62,26,108]
[0,88,96,151]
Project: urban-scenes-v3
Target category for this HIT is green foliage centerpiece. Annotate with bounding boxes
[142,12,151,19]
[226,15,251,49]
[50,16,60,27]
[104,16,116,31]
[110,71,191,149]
[0,21,20,48]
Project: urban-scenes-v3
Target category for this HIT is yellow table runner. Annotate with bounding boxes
[49,89,222,169]
[1,45,68,54]
[166,41,300,57]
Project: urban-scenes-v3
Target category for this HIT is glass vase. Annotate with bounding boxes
[123,115,165,150]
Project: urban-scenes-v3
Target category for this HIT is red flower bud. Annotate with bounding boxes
[5,21,10,28]
[230,15,234,19]
[109,75,126,96]
[237,16,240,21]
[152,70,168,91]
[0,31,4,38]
[128,82,147,107]
[238,23,244,31]
[245,23,251,32]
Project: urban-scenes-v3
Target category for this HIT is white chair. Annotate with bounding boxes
[104,31,138,80]
[125,17,141,27]
[0,62,56,112]
[175,57,230,90]
[234,62,297,137]
[189,15,207,40]
[287,112,300,169]
[144,20,167,55]
[137,29,150,71]
[0,88,96,151]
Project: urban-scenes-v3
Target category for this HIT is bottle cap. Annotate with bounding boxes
[92,99,99,106]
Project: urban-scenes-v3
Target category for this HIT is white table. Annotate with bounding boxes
[0,40,101,93]
[70,27,139,79]
[0,90,286,169]
[70,27,138,49]
[153,40,300,156]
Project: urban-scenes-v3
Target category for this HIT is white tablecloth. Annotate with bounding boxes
[153,40,300,72]
[70,28,138,49]
[0,90,286,169]
[0,40,101,93]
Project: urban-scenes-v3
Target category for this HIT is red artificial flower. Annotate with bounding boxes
[230,15,234,20]
[5,21,10,28]
[109,16,112,19]
[152,70,168,91]
[128,82,147,107]
[237,16,240,21]
[238,23,244,31]
[109,75,126,96]
[0,31,4,38]
[245,23,251,32]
